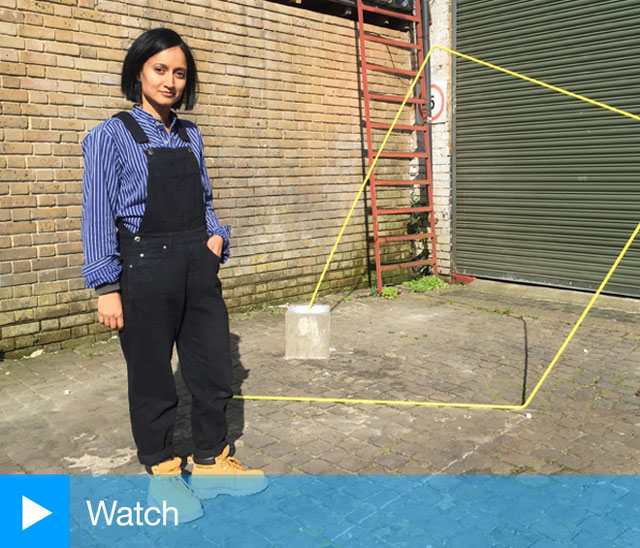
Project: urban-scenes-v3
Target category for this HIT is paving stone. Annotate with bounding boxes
[376,452,411,470]
[260,441,297,459]
[320,446,352,465]
[300,439,333,458]
[531,461,566,474]
[354,444,383,462]
[392,440,427,459]
[298,459,332,474]
[239,450,273,471]
[332,455,369,473]
[241,432,278,451]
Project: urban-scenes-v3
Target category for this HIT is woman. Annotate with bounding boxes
[81,28,265,519]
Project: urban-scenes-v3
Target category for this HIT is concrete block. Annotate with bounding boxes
[285,304,330,359]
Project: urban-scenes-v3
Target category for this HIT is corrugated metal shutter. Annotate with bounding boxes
[454,0,640,297]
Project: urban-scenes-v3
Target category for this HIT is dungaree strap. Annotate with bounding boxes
[175,119,191,143]
[112,111,191,144]
[112,112,149,143]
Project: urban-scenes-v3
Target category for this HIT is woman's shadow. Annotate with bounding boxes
[172,331,248,458]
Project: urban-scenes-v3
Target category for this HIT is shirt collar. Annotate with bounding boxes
[131,104,177,132]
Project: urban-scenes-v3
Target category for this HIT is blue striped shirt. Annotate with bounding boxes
[81,104,230,291]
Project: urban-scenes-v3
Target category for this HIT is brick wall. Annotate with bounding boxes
[1,0,445,358]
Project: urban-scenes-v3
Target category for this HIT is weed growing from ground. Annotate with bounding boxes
[402,275,448,293]
[381,287,398,299]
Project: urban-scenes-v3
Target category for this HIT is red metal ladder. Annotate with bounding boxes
[356,0,438,295]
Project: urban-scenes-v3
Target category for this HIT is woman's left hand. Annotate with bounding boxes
[206,235,223,258]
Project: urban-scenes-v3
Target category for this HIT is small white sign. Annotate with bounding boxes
[430,81,446,122]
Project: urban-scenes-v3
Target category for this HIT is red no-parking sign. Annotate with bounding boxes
[430,81,446,122]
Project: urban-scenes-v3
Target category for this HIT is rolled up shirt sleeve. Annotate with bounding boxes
[81,125,122,290]
[197,129,231,263]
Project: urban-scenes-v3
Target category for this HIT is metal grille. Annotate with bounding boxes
[454,0,640,296]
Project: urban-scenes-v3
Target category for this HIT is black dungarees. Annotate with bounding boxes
[113,111,232,467]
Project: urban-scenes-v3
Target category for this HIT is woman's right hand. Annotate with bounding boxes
[97,292,124,330]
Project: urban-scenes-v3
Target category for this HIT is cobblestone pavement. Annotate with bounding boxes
[1,280,638,476]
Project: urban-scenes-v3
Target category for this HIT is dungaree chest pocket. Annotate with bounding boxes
[145,147,204,229]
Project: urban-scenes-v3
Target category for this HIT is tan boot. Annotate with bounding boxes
[147,457,204,524]
[188,446,268,499]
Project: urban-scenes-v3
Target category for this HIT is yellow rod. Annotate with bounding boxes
[234,394,523,410]
[276,45,640,410]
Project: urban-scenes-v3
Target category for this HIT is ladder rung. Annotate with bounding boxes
[376,151,429,159]
[369,94,425,104]
[365,64,418,77]
[361,4,419,22]
[376,206,432,215]
[373,179,431,186]
[364,33,420,49]
[371,122,429,132]
[378,232,434,243]
[380,258,437,272]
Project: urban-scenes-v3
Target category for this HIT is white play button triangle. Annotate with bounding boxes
[22,495,52,530]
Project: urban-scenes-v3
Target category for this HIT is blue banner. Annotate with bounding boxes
[1,474,639,547]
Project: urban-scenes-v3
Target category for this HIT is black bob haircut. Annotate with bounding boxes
[121,28,198,111]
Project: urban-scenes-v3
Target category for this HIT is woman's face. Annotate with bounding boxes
[137,45,187,110]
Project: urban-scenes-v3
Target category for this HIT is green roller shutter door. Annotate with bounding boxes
[454,0,640,297]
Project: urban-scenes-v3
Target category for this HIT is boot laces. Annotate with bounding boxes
[219,454,245,472]
[162,474,193,496]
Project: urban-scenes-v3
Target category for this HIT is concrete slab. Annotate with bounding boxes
[285,304,330,359]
